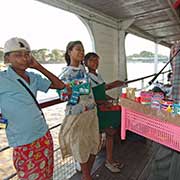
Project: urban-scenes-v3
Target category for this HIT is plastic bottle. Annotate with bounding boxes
[69,87,80,105]
[121,88,127,98]
[173,104,180,115]
[135,91,141,103]
[60,87,69,101]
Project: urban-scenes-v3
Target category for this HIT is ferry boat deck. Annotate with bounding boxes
[71,138,153,180]
[1,0,180,179]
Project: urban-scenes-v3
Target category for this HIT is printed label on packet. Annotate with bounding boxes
[0,118,8,129]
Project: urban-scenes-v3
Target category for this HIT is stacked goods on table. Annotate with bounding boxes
[140,91,153,105]
[160,99,173,112]
[120,97,180,125]
[121,87,180,115]
[151,92,164,109]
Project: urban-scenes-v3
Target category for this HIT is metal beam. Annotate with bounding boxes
[157,32,180,41]
[121,7,171,20]
[135,7,171,19]
[144,23,180,31]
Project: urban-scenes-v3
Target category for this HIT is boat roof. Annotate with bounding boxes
[74,0,180,47]
[38,0,180,47]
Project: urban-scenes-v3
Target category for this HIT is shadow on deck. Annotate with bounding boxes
[70,134,153,180]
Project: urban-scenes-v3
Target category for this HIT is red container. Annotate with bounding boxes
[99,105,121,111]
[121,93,127,98]
[135,97,141,103]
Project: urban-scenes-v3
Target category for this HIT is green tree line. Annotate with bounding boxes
[127,50,168,62]
[0,48,66,64]
[0,49,169,64]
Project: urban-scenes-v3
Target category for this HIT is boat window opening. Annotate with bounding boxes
[125,33,170,89]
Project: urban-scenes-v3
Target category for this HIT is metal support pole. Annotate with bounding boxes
[154,43,158,74]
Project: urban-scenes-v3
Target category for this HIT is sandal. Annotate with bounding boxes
[111,161,124,169]
[105,161,121,173]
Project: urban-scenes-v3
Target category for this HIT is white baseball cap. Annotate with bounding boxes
[4,37,31,54]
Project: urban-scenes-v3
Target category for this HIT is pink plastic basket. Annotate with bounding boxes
[121,106,180,152]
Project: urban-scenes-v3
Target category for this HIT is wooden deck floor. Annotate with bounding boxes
[71,135,154,180]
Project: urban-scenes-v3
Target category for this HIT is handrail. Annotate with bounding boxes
[106,70,171,91]
[39,97,64,108]
[125,70,170,84]
[3,173,17,180]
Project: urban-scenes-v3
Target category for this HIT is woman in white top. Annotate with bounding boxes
[58,42,100,180]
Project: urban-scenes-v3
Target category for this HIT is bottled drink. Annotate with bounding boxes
[121,88,127,98]
[173,104,180,115]
[69,87,80,105]
[135,91,141,103]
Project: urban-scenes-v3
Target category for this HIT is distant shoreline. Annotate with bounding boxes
[0,60,167,65]
[127,60,167,63]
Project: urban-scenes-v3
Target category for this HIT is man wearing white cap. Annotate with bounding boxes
[0,37,71,180]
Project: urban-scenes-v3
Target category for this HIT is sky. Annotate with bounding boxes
[0,0,170,56]
[0,0,93,51]
[125,34,170,56]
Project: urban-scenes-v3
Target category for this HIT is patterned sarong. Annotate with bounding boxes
[13,131,54,180]
[59,109,100,163]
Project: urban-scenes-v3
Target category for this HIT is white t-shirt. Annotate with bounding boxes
[88,72,105,88]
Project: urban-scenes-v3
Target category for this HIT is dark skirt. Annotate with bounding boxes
[97,108,121,131]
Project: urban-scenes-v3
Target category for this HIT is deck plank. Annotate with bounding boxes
[93,139,153,180]
[70,137,153,180]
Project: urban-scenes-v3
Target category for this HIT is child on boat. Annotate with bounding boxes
[84,52,125,173]
[58,41,100,180]
[0,37,71,180]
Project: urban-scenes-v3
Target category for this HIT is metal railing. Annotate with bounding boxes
[0,70,170,180]
[124,70,171,90]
